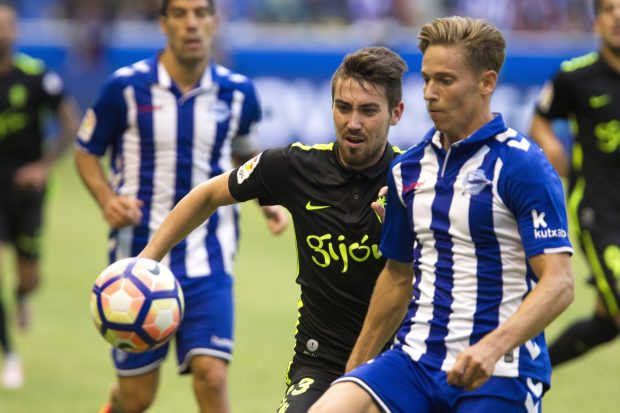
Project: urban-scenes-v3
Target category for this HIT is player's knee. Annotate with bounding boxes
[114,379,157,413]
[115,389,155,413]
[192,356,228,396]
[17,263,40,294]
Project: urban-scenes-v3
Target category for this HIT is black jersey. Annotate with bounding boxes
[0,53,64,188]
[229,141,400,373]
[536,52,620,225]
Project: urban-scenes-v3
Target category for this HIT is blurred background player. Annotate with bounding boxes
[311,16,574,413]
[0,0,79,389]
[530,0,620,367]
[74,0,285,412]
[131,46,407,412]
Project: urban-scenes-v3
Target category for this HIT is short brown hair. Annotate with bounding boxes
[418,16,506,74]
[159,0,215,16]
[331,46,408,112]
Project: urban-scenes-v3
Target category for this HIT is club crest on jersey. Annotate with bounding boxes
[237,152,262,184]
[461,169,492,195]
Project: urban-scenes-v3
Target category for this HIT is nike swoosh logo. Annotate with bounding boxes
[305,201,330,211]
[589,94,611,109]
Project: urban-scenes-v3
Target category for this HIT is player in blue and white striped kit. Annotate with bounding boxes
[311,17,574,413]
[75,1,286,412]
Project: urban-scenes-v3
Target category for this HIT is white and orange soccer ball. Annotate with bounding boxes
[89,257,185,352]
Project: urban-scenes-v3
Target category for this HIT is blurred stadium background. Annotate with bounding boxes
[1,0,618,412]
[17,0,597,149]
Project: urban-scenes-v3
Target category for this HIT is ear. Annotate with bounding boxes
[480,70,498,97]
[390,101,405,126]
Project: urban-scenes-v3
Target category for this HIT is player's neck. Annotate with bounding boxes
[160,50,209,94]
[600,45,620,74]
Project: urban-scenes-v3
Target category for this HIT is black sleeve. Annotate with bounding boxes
[535,70,574,120]
[228,145,291,206]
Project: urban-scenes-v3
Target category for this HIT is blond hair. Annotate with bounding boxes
[418,16,506,74]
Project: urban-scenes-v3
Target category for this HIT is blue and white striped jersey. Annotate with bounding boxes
[381,114,572,386]
[76,56,261,278]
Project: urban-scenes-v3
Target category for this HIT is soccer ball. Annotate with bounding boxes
[89,257,185,352]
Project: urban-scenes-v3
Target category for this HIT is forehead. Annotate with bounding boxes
[421,44,471,75]
[167,0,211,9]
[334,77,387,105]
[599,0,620,8]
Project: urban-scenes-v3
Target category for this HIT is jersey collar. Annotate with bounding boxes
[597,52,620,78]
[429,113,508,151]
[332,142,396,179]
[149,52,215,95]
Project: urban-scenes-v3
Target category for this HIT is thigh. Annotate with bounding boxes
[8,189,45,259]
[334,349,434,413]
[309,382,381,413]
[175,274,234,374]
[278,365,338,413]
[116,367,161,406]
[453,376,544,413]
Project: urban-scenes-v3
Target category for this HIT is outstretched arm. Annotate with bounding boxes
[447,252,573,391]
[139,172,237,261]
[345,259,413,372]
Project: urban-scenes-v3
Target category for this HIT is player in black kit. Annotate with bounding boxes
[137,46,407,411]
[530,0,620,366]
[0,1,79,388]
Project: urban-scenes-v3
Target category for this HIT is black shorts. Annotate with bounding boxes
[0,187,45,260]
[277,362,341,413]
[579,225,620,317]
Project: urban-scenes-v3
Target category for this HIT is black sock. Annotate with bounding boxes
[0,299,11,354]
[549,314,618,366]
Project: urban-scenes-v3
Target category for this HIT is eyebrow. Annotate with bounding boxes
[334,99,381,107]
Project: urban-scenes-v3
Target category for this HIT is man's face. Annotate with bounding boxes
[332,77,402,170]
[422,44,489,142]
[0,5,17,58]
[596,0,620,52]
[159,0,218,65]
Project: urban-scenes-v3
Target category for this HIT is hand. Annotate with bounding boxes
[261,205,288,235]
[371,186,388,223]
[446,341,499,391]
[102,195,144,229]
[13,162,49,190]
